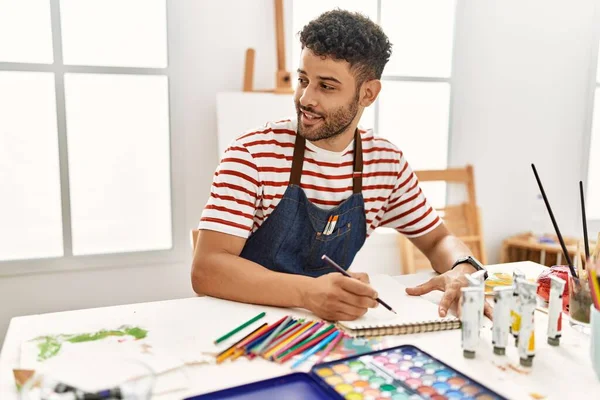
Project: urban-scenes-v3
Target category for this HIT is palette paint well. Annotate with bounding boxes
[312,345,507,400]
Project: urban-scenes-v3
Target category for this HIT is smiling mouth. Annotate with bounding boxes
[300,110,324,126]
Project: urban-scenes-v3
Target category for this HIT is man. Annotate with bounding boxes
[192,10,490,321]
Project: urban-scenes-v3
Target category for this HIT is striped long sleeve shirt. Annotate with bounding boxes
[199,118,441,239]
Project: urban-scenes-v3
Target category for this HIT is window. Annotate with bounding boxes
[292,0,457,208]
[0,0,174,270]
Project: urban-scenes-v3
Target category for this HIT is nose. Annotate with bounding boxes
[298,83,318,110]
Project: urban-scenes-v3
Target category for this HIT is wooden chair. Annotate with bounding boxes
[399,165,488,274]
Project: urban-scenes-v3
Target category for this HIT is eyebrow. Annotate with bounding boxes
[297,69,342,85]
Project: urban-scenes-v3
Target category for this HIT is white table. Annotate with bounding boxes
[1,262,598,400]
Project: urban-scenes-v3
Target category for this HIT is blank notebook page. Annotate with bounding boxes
[337,274,455,328]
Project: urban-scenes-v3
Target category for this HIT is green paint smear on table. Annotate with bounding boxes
[33,325,148,361]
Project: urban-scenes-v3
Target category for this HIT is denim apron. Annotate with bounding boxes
[239,129,367,277]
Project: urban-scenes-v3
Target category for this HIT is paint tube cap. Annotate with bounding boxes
[463,350,475,359]
[547,337,560,346]
[519,356,533,367]
[493,347,505,355]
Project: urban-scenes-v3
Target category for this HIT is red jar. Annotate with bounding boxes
[536,265,570,312]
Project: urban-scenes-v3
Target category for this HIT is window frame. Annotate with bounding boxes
[374,0,456,145]
[582,2,600,234]
[374,0,458,218]
[0,0,187,277]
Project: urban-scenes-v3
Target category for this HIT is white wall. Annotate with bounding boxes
[1,0,598,348]
[449,0,598,263]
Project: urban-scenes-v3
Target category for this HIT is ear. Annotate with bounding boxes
[359,79,382,107]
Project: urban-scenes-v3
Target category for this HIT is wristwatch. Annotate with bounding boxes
[451,255,488,279]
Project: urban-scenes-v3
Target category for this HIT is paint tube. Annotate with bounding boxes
[461,286,483,359]
[492,286,514,355]
[547,275,566,346]
[465,272,485,330]
[517,278,537,367]
[511,269,525,343]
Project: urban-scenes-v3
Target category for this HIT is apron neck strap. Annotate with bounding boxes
[352,129,363,194]
[290,129,363,194]
[290,134,306,186]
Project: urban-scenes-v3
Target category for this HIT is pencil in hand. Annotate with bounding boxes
[321,254,397,314]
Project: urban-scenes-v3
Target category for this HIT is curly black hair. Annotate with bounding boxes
[299,9,392,85]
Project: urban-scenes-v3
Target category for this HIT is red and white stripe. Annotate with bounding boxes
[199,119,441,239]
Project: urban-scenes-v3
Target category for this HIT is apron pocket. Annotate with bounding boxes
[305,222,353,272]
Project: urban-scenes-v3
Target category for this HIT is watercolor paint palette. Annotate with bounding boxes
[312,345,507,400]
[185,345,507,400]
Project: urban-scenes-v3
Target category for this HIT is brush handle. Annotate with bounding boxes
[531,164,576,277]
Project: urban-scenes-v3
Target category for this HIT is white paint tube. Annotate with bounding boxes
[547,275,566,346]
[465,272,485,330]
[492,286,514,355]
[461,286,483,359]
[511,269,525,342]
[517,278,538,367]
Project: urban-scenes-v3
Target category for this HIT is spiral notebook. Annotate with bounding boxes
[337,275,461,337]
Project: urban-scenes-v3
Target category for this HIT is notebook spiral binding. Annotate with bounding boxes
[338,318,461,338]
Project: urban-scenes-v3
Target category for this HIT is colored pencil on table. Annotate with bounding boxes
[291,331,341,369]
[250,316,293,354]
[271,322,325,359]
[244,321,289,352]
[278,327,339,364]
[238,316,288,350]
[214,312,266,344]
[249,316,292,354]
[264,321,316,359]
[260,320,303,353]
[263,321,315,359]
[216,323,267,363]
[273,318,303,338]
[261,320,305,355]
[216,323,266,357]
[234,324,271,349]
[275,324,334,360]
[229,348,245,361]
[315,331,344,364]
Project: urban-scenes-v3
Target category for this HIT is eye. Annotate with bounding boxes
[298,77,308,86]
[320,83,334,91]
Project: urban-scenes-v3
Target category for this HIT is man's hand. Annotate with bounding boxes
[405,265,493,320]
[302,273,378,321]
[348,271,370,284]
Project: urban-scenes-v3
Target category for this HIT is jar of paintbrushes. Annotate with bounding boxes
[568,241,593,329]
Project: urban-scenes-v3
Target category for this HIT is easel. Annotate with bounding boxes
[243,0,294,94]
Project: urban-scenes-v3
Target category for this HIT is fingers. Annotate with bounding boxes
[338,275,378,298]
[331,311,364,322]
[438,286,460,317]
[405,276,443,296]
[332,301,368,320]
[336,287,378,309]
[349,272,370,284]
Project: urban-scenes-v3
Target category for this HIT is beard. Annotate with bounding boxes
[295,93,359,142]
